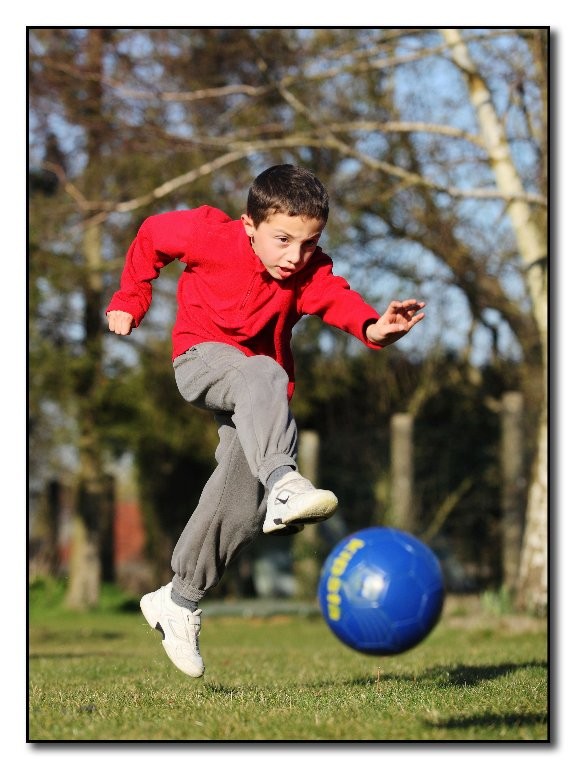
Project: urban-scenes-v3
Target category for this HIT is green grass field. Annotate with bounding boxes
[28,586,548,742]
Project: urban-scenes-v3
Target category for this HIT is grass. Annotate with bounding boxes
[28,584,549,742]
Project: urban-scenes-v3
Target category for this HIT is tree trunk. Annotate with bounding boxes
[442,29,548,613]
[65,481,102,609]
[65,29,108,610]
[515,407,548,615]
[292,430,323,598]
[500,392,525,594]
[390,413,415,532]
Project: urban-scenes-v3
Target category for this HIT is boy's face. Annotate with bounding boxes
[241,212,325,281]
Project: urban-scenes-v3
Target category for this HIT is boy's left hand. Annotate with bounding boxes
[365,299,426,347]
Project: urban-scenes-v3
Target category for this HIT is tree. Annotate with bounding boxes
[440,29,547,612]
[29,28,548,611]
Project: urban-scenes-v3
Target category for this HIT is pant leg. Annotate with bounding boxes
[173,343,298,483]
[170,343,299,598]
[171,413,265,602]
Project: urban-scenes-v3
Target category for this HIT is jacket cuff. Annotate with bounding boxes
[362,318,386,349]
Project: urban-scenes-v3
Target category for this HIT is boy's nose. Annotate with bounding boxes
[287,246,305,264]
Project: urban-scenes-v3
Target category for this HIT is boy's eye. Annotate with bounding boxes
[275,236,318,247]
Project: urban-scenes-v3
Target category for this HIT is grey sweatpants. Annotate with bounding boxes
[170,343,298,602]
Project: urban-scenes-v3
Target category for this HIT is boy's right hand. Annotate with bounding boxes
[107,310,135,336]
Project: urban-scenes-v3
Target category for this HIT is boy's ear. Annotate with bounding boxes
[241,214,255,237]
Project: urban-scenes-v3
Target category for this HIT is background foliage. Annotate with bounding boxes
[28,28,548,607]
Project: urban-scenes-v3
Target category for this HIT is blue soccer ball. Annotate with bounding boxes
[317,527,445,655]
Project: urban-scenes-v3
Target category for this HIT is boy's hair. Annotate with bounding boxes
[247,165,329,227]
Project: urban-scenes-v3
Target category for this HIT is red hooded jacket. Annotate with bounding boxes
[106,206,382,398]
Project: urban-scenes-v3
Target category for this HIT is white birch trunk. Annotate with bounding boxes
[442,29,548,613]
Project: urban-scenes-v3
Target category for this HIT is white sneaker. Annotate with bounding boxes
[263,471,338,534]
[140,583,205,678]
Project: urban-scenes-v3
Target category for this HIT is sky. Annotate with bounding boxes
[13,5,575,762]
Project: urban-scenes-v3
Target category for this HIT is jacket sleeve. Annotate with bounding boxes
[296,251,383,349]
[105,209,201,327]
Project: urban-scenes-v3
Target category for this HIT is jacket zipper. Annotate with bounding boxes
[240,273,258,310]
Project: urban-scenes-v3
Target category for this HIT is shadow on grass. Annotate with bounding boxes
[31,629,125,642]
[424,711,548,731]
[29,651,127,659]
[427,661,547,687]
[200,661,547,697]
[29,629,135,660]
[300,660,547,690]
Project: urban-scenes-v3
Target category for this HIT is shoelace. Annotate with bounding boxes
[184,613,201,650]
[275,478,314,502]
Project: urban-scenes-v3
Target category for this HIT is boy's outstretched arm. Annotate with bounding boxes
[107,309,135,336]
[365,299,426,348]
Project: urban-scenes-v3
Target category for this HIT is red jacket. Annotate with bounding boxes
[106,206,382,398]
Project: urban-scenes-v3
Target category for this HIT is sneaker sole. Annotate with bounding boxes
[266,523,305,536]
[281,493,338,525]
[263,492,338,533]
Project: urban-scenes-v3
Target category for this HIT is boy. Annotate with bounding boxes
[106,164,425,678]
